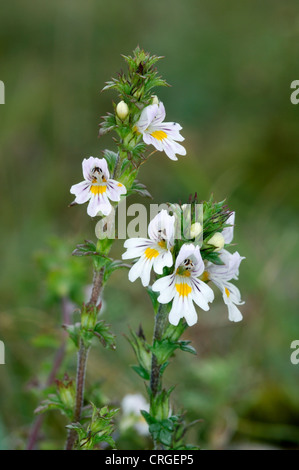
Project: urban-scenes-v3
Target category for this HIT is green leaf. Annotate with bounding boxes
[63,322,81,349]
[72,240,97,257]
[178,340,197,355]
[103,260,130,284]
[131,364,150,380]
[140,410,156,426]
[150,339,179,365]
[201,250,224,265]
[159,427,172,447]
[127,180,153,199]
[102,149,118,174]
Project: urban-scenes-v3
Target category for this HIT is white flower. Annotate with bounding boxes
[135,102,186,161]
[70,156,126,217]
[152,244,214,327]
[205,249,245,322]
[222,212,235,244]
[121,394,149,436]
[116,100,129,120]
[122,210,175,287]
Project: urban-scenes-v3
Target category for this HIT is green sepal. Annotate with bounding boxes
[35,375,75,420]
[35,393,74,420]
[92,321,116,350]
[125,327,152,375]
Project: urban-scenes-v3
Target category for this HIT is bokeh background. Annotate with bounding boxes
[0,0,299,450]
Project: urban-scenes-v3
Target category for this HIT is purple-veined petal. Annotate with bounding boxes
[70,181,91,204]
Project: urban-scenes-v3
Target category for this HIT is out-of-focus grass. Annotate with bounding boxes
[0,0,298,449]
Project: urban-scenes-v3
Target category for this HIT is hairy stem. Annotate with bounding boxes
[65,267,104,450]
[150,304,168,396]
[149,303,168,450]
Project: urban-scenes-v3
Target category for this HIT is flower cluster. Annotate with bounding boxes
[70,105,186,216]
[122,208,245,326]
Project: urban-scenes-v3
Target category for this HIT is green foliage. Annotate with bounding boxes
[102,46,168,102]
[35,237,89,304]
[126,327,152,379]
[127,180,153,199]
[1,4,298,450]
[35,374,75,420]
[67,403,118,450]
[93,321,116,350]
[99,47,169,170]
[64,305,116,350]
[141,410,179,447]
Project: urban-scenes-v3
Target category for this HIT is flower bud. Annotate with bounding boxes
[56,374,75,409]
[208,232,225,251]
[151,95,159,105]
[190,222,202,239]
[116,100,129,120]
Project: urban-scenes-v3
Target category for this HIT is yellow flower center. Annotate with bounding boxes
[90,185,107,195]
[225,287,230,297]
[144,247,159,260]
[176,267,191,277]
[201,271,210,282]
[151,130,167,141]
[175,283,192,297]
[158,240,166,249]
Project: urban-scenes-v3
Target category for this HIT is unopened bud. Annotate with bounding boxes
[151,95,159,105]
[208,232,225,251]
[116,100,129,120]
[190,222,202,239]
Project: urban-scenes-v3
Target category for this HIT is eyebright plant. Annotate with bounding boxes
[31,47,245,451]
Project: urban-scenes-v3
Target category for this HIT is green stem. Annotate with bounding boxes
[150,303,168,450]
[150,304,168,396]
[65,267,104,450]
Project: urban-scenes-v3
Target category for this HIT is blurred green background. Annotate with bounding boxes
[0,0,299,450]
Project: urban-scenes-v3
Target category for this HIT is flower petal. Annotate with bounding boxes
[87,192,111,217]
[222,212,235,244]
[106,179,127,201]
[70,181,91,204]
